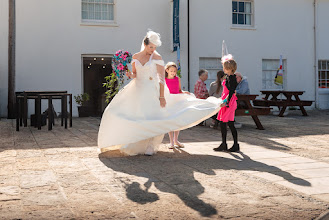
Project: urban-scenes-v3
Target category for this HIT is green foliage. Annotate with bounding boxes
[74,93,90,106]
[103,72,119,104]
[176,69,182,78]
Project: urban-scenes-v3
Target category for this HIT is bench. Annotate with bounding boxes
[253,90,314,117]
[236,94,271,130]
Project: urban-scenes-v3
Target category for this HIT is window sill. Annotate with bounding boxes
[80,21,119,27]
[319,88,329,94]
[231,25,256,30]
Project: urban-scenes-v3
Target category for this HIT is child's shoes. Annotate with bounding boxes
[228,143,240,152]
[213,143,228,151]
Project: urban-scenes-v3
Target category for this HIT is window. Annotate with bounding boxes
[199,58,222,89]
[232,0,253,26]
[262,59,286,90]
[318,60,329,88]
[82,0,114,22]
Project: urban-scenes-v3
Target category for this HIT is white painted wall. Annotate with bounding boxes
[189,0,317,105]
[14,0,184,117]
[0,0,9,117]
[317,0,329,109]
[1,0,329,117]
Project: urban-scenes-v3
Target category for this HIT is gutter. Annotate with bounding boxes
[187,0,190,90]
[314,0,318,108]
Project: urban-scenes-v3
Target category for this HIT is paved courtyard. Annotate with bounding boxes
[0,109,329,219]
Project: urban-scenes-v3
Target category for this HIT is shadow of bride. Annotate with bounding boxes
[99,149,310,217]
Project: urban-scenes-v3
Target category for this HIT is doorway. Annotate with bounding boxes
[82,55,112,117]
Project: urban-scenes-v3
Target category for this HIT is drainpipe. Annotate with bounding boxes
[314,0,318,108]
[187,0,190,90]
[8,0,16,119]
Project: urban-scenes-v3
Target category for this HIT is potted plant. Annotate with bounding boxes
[74,93,90,117]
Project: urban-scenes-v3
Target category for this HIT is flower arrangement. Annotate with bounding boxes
[103,50,133,103]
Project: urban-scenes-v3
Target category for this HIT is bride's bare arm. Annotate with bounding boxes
[126,55,137,78]
[155,55,166,108]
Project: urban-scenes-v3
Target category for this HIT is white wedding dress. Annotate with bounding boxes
[98,53,221,156]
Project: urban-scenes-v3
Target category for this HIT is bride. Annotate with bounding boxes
[98,30,221,156]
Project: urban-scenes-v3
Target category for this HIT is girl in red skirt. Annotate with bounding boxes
[213,55,239,152]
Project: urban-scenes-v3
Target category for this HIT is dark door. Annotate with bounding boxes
[83,56,112,116]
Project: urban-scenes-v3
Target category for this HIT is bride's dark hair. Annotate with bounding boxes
[143,37,150,45]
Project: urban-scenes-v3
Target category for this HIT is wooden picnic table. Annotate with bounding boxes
[253,90,313,117]
[15,91,72,131]
[235,94,271,130]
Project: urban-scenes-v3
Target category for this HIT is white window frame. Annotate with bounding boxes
[262,59,287,90]
[232,0,255,29]
[81,0,118,27]
[199,57,223,90]
[318,60,329,90]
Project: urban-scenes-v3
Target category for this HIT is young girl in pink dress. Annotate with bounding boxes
[165,62,190,149]
[213,55,240,152]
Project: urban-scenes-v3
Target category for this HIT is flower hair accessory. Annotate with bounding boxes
[221,54,234,63]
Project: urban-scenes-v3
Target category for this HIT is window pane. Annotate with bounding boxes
[82,11,88,19]
[88,4,95,19]
[321,71,326,79]
[95,3,101,12]
[82,2,88,11]
[327,61,329,70]
[232,13,237,24]
[232,2,237,12]
[109,5,114,20]
[238,13,244,24]
[318,61,322,69]
[238,2,245,12]
[102,4,107,12]
[322,61,327,70]
[245,14,251,25]
[102,12,109,20]
[95,11,101,20]
[245,2,251,13]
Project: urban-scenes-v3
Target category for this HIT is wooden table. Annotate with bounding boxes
[235,94,271,130]
[15,91,72,131]
[253,90,313,117]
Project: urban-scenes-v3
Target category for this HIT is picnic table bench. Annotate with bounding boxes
[15,91,72,131]
[235,94,271,130]
[253,90,313,117]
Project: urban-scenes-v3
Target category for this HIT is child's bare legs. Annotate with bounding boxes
[168,131,174,148]
[174,131,184,148]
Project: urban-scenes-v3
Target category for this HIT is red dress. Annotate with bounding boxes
[217,79,237,122]
[165,76,180,94]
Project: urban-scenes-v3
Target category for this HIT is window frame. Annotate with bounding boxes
[199,57,223,90]
[232,0,254,28]
[318,60,329,89]
[81,0,118,27]
[262,59,287,90]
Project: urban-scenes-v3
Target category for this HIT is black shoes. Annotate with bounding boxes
[213,143,240,152]
[213,143,228,151]
[228,144,240,152]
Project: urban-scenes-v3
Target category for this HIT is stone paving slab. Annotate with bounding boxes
[0,110,328,219]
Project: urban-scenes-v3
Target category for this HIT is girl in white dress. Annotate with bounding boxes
[98,31,221,156]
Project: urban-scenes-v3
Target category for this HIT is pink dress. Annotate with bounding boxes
[217,79,237,122]
[165,76,180,94]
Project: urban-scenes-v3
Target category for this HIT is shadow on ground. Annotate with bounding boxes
[99,149,311,217]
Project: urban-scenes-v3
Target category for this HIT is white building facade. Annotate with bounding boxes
[0,0,328,117]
